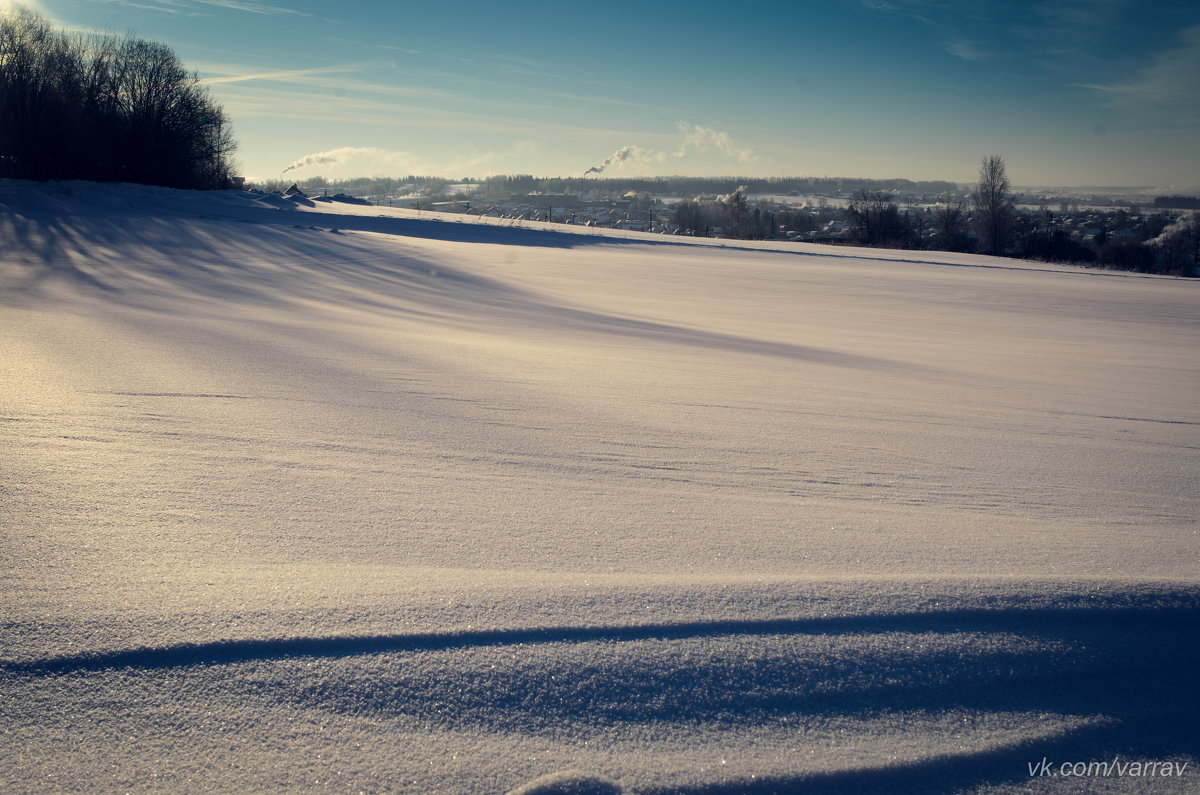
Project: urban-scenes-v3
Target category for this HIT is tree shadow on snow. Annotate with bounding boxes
[7,597,1197,792]
[222,201,698,251]
[3,209,935,374]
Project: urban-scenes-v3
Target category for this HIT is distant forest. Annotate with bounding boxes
[269,174,963,201]
[474,175,962,199]
[271,165,1199,278]
[0,10,236,189]
[1153,196,1200,210]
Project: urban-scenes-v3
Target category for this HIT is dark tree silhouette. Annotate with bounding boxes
[670,199,705,235]
[845,190,910,247]
[971,155,1015,255]
[0,9,236,188]
[931,201,971,252]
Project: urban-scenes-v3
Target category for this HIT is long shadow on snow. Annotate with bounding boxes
[219,202,696,250]
[7,605,1190,677]
[284,609,1194,736]
[644,716,1198,794]
[8,603,1197,791]
[5,211,930,373]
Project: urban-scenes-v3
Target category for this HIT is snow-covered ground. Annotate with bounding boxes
[2,180,1197,793]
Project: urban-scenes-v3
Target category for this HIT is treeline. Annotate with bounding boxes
[480,174,959,199]
[257,174,961,201]
[262,174,445,197]
[669,174,1197,276]
[832,183,1198,276]
[1153,196,1200,210]
[0,9,236,189]
[668,187,944,246]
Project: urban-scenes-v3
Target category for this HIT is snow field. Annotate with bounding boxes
[1,180,1198,792]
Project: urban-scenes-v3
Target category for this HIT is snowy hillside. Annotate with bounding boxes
[2,180,1197,793]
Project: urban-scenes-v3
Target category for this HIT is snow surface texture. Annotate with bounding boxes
[1,180,1198,793]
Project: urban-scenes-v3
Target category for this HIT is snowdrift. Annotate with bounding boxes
[2,180,1198,793]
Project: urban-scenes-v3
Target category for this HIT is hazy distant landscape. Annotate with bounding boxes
[258,173,1200,276]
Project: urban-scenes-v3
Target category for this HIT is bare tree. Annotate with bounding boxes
[670,199,704,235]
[846,190,908,247]
[971,155,1015,255]
[0,9,69,180]
[0,9,236,188]
[931,201,970,251]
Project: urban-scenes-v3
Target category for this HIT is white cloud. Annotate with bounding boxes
[1078,24,1200,124]
[673,122,755,163]
[942,39,987,61]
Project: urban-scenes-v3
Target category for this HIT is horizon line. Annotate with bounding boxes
[245,174,1179,194]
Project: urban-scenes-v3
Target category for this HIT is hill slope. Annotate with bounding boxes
[2,180,1198,793]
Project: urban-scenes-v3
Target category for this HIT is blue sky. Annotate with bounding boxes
[14,0,1200,188]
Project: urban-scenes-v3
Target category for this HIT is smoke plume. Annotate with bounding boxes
[583,123,754,176]
[281,146,412,175]
[584,145,654,175]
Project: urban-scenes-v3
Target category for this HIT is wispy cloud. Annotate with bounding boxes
[371,43,422,56]
[217,84,639,163]
[197,60,457,104]
[191,0,308,13]
[274,142,553,180]
[1028,0,1127,34]
[199,57,660,147]
[200,64,360,86]
[942,39,987,61]
[857,0,940,29]
[96,0,309,15]
[1077,24,1200,124]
